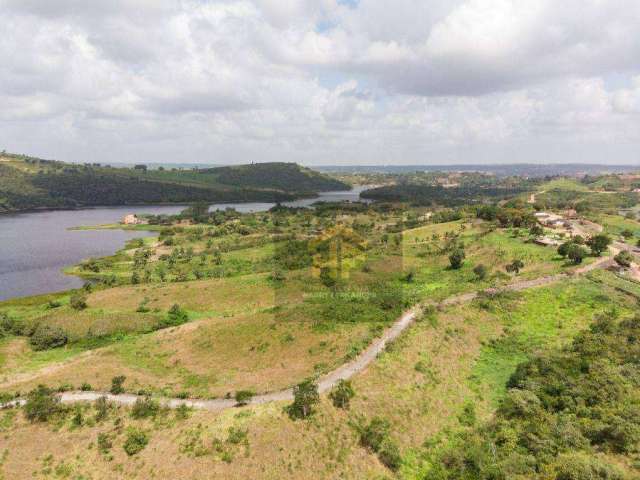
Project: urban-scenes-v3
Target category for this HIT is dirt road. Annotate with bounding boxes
[1,233,621,412]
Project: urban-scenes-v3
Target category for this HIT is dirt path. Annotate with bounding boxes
[3,257,615,412]
[1,230,621,412]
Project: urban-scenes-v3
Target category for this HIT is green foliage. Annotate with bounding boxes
[0,156,345,213]
[287,378,319,419]
[123,428,149,456]
[429,314,640,478]
[473,264,487,280]
[110,375,126,395]
[157,304,188,328]
[29,324,68,351]
[234,390,255,406]
[130,397,160,419]
[505,259,524,274]
[97,432,113,454]
[356,417,402,471]
[587,234,612,256]
[329,379,355,409]
[448,248,466,269]
[614,250,633,268]
[567,244,588,264]
[94,397,111,422]
[24,385,61,422]
[69,293,87,310]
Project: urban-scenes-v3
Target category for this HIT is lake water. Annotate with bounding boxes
[0,187,367,301]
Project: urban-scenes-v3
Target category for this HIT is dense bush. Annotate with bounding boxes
[110,375,126,395]
[24,385,62,422]
[29,325,68,350]
[357,417,402,471]
[329,380,355,409]
[234,390,255,406]
[123,428,149,456]
[428,314,640,478]
[130,397,160,419]
[69,293,87,310]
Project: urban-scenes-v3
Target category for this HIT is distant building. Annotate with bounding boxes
[122,214,142,225]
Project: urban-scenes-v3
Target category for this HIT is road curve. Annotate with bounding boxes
[2,251,617,412]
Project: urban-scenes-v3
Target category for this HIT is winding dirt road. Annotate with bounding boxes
[4,255,617,412]
[2,223,625,412]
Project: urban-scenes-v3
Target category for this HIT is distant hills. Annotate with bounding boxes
[317,163,640,177]
[0,153,349,214]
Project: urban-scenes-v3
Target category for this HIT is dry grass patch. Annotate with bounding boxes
[88,275,275,314]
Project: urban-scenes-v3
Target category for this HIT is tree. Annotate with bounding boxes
[24,385,61,422]
[110,375,126,395]
[473,264,487,280]
[329,379,355,409]
[586,234,611,256]
[567,244,588,264]
[448,248,466,270]
[506,259,524,275]
[558,240,577,258]
[614,250,633,268]
[287,378,319,419]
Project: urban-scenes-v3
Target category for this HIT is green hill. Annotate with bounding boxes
[0,154,349,213]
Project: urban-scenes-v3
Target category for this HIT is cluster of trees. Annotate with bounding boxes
[557,234,612,264]
[429,313,640,479]
[361,184,531,207]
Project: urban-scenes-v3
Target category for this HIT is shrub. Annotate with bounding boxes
[359,417,390,452]
[29,325,68,351]
[505,259,524,275]
[69,293,87,310]
[160,304,188,327]
[110,376,126,395]
[448,248,465,269]
[227,426,248,445]
[378,440,402,471]
[24,385,61,422]
[614,250,633,268]
[234,390,255,406]
[130,397,160,419]
[97,432,113,454]
[473,264,487,280]
[80,382,93,391]
[123,428,149,456]
[94,396,110,422]
[621,229,634,239]
[329,379,355,409]
[287,379,319,419]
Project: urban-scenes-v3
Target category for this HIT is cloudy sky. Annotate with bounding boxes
[2,0,640,165]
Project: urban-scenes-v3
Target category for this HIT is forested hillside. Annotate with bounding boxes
[0,154,349,213]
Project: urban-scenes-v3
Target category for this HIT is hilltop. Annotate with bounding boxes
[0,153,349,213]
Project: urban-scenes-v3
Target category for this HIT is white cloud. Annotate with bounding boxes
[0,0,639,164]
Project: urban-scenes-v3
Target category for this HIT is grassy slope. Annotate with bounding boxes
[0,272,637,479]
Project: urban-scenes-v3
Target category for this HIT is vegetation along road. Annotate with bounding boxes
[4,237,617,412]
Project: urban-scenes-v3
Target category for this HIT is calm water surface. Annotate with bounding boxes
[0,188,366,301]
